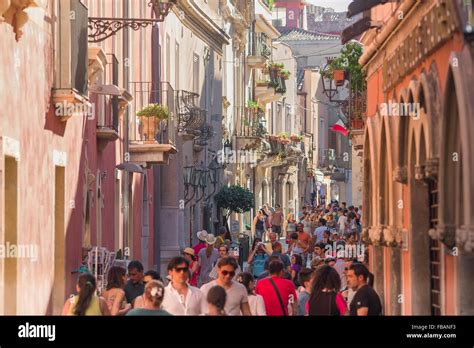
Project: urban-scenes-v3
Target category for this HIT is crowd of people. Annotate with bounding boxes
[61,201,381,316]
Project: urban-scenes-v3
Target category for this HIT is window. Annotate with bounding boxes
[175,43,180,90]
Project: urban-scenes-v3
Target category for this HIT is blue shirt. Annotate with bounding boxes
[297,291,310,316]
[252,253,268,278]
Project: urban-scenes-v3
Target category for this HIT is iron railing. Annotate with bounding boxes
[97,54,119,132]
[176,90,206,137]
[129,81,176,144]
[251,32,272,59]
[237,107,267,138]
[318,148,351,170]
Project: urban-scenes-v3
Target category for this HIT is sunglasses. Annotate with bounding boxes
[174,267,189,273]
[221,270,235,277]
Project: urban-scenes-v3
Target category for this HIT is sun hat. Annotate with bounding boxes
[183,247,196,259]
[205,234,217,245]
[197,230,208,242]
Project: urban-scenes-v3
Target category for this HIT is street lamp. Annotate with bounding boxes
[205,158,221,201]
[320,58,346,103]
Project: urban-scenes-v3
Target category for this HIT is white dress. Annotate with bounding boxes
[248,294,266,316]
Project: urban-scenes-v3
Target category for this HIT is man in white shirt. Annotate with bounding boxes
[338,210,348,237]
[161,256,204,315]
[200,257,252,316]
[313,218,328,243]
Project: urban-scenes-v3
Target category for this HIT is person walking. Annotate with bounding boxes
[206,285,227,316]
[124,260,145,306]
[102,266,131,316]
[284,213,296,239]
[183,247,199,287]
[161,257,204,315]
[197,234,219,286]
[236,272,266,316]
[347,263,382,316]
[200,257,252,316]
[215,227,228,249]
[247,238,271,279]
[296,268,313,316]
[133,270,163,309]
[62,273,110,316]
[126,280,171,316]
[253,210,266,240]
[271,204,284,240]
[307,265,347,316]
[255,260,297,316]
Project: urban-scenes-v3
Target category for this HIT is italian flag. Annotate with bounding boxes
[331,119,349,136]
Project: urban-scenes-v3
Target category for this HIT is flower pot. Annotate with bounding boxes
[139,116,160,142]
[333,70,345,86]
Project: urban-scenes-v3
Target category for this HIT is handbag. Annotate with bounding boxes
[268,277,288,316]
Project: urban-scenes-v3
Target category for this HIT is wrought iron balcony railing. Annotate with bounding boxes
[129,81,176,145]
[251,32,272,59]
[176,90,206,138]
[237,107,268,138]
[318,149,351,171]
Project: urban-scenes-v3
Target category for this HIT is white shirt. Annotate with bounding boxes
[248,294,266,316]
[313,226,327,243]
[338,215,347,231]
[161,282,204,315]
[200,280,248,316]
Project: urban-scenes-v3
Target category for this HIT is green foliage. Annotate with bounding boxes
[215,185,254,217]
[322,42,366,92]
[247,100,259,109]
[281,69,291,79]
[136,104,169,120]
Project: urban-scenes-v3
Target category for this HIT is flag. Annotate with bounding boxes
[331,119,349,136]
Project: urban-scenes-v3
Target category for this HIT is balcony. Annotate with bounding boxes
[128,82,177,167]
[52,0,89,122]
[262,134,304,167]
[235,106,268,152]
[318,149,350,181]
[96,54,120,149]
[255,65,286,104]
[248,32,272,68]
[176,90,206,141]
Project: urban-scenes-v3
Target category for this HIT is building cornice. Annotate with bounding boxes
[174,0,230,54]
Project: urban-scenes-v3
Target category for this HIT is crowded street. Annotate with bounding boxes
[0,0,473,322]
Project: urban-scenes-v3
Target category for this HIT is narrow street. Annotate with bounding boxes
[0,0,473,319]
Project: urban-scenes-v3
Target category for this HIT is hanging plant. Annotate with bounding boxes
[281,70,291,80]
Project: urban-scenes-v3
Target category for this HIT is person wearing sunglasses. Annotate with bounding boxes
[200,257,252,316]
[161,257,204,315]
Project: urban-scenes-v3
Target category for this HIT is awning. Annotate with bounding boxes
[347,0,397,18]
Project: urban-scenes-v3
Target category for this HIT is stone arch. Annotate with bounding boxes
[378,117,392,227]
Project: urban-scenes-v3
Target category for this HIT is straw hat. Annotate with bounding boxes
[205,234,217,245]
[197,230,208,242]
[183,247,196,260]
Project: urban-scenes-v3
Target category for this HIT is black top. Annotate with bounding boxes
[308,291,340,316]
[256,218,264,230]
[124,280,145,304]
[350,284,382,316]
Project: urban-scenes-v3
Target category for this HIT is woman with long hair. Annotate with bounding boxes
[307,265,347,316]
[206,285,227,316]
[102,266,131,316]
[132,270,162,309]
[236,272,266,316]
[290,254,303,286]
[253,210,266,240]
[62,273,110,316]
[127,280,171,316]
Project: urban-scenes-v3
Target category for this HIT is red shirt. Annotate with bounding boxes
[192,242,207,278]
[255,276,297,316]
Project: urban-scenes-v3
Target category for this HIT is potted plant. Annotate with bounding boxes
[290,134,300,142]
[247,100,259,110]
[137,104,169,141]
[281,69,291,80]
[333,69,346,86]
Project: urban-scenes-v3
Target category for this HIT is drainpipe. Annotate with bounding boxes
[122,0,130,258]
